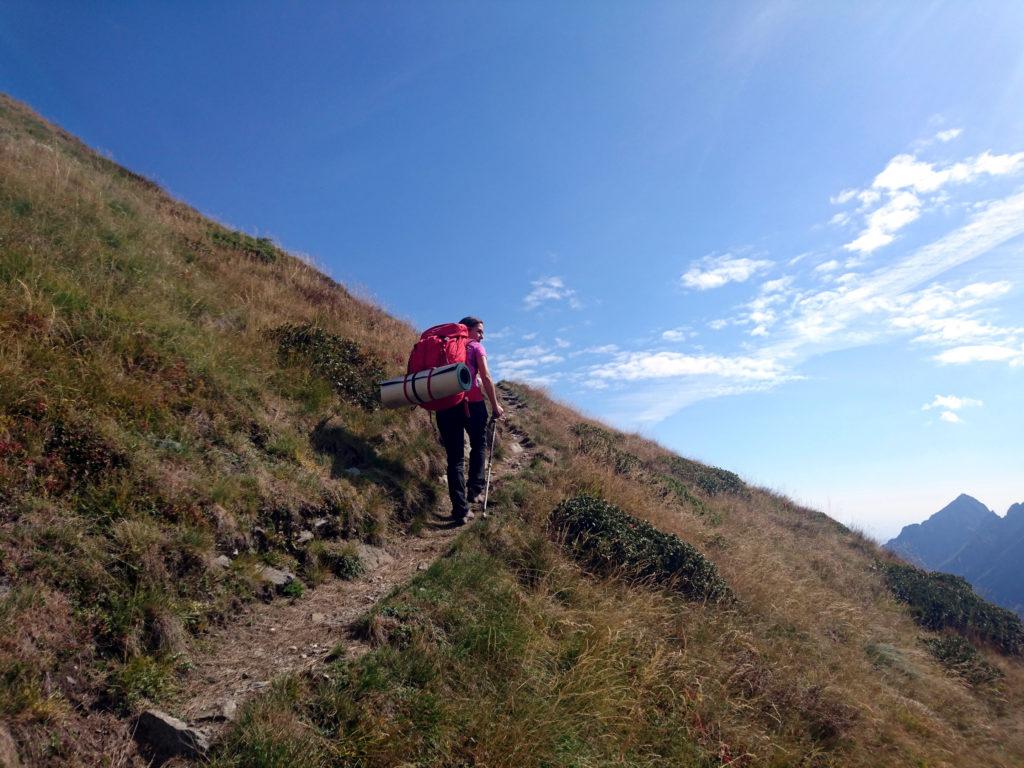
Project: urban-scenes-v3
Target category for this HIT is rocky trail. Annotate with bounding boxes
[136,387,533,763]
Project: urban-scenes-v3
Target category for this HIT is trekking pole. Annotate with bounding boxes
[482,417,498,513]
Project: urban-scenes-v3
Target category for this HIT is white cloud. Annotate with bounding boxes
[936,128,963,143]
[888,281,1019,346]
[681,254,773,290]
[554,337,571,348]
[831,188,859,205]
[837,147,1024,254]
[872,151,1024,195]
[844,191,921,253]
[575,344,619,355]
[523,276,581,310]
[757,190,1024,368]
[923,394,983,411]
[592,351,785,382]
[814,259,841,273]
[933,344,1020,364]
[762,276,793,293]
[939,410,962,424]
[708,318,730,330]
[661,327,694,342]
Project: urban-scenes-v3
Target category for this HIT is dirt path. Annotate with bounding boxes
[166,388,532,744]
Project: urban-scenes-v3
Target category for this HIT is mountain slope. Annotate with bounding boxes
[940,502,1024,614]
[886,496,1024,615]
[885,493,998,567]
[2,94,1024,768]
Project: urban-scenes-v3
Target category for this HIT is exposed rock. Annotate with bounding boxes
[508,441,524,455]
[192,698,238,723]
[355,543,394,571]
[210,554,231,570]
[0,722,21,768]
[416,561,428,571]
[296,529,314,545]
[311,612,327,624]
[258,566,296,592]
[134,709,209,763]
[345,466,362,477]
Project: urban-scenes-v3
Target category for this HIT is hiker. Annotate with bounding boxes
[435,316,504,524]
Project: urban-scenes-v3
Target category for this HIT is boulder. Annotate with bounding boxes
[258,566,297,592]
[134,709,209,763]
[355,543,394,571]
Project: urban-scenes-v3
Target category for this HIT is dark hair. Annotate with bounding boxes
[459,316,483,330]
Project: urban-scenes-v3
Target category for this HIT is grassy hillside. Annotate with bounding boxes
[2,94,1023,767]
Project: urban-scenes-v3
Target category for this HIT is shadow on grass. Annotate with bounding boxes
[311,418,438,522]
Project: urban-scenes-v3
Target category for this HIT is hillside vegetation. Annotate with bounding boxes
[2,94,1023,767]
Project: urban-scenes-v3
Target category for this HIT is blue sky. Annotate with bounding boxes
[3,2,1023,540]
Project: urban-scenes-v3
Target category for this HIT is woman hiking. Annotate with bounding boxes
[435,316,504,524]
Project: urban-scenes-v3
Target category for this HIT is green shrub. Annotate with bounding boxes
[550,494,730,602]
[281,580,305,599]
[884,563,1024,656]
[209,227,279,263]
[107,653,175,712]
[571,423,644,477]
[922,634,1002,685]
[322,541,365,580]
[269,324,384,411]
[661,456,746,497]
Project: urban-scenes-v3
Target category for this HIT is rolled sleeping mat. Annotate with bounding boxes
[379,362,473,409]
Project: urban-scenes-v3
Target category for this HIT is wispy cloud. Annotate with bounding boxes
[933,344,1022,365]
[939,410,962,424]
[681,253,772,290]
[935,128,963,143]
[834,148,1024,254]
[661,326,695,342]
[590,350,786,383]
[923,394,983,411]
[523,276,581,310]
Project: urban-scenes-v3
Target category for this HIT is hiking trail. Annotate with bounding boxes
[152,385,533,755]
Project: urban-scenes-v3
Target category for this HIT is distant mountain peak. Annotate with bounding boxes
[884,493,998,569]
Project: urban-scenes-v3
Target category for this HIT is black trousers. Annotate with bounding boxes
[436,400,490,519]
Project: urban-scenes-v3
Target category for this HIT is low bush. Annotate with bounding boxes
[923,634,1002,686]
[322,541,365,580]
[269,324,384,411]
[660,456,746,497]
[209,227,279,263]
[884,562,1024,656]
[550,494,730,602]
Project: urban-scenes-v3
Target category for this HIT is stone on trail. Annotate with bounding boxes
[355,543,394,571]
[192,698,239,723]
[311,612,327,624]
[134,709,209,763]
[508,442,524,454]
[258,566,297,593]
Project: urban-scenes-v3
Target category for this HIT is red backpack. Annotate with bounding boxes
[407,323,470,411]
